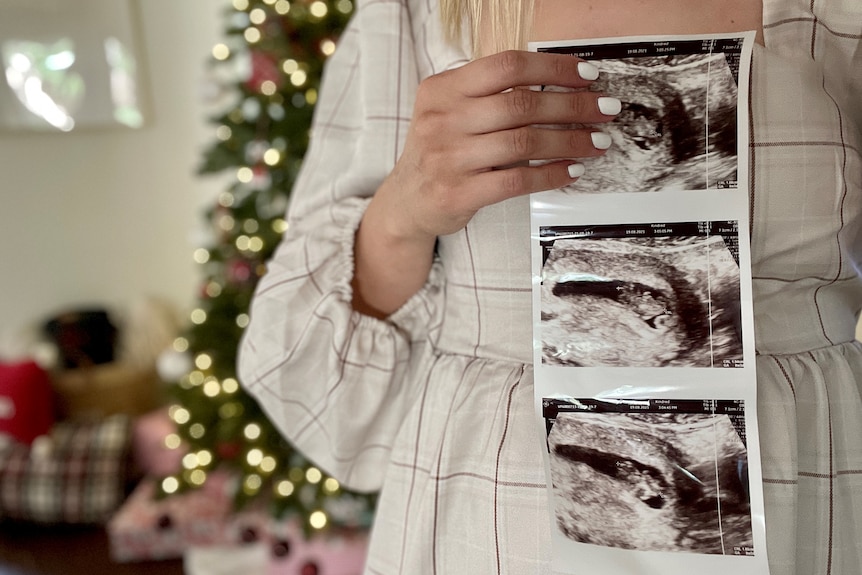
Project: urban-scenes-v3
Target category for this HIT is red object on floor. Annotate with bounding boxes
[0,360,54,445]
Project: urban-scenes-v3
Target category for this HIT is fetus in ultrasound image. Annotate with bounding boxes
[547,412,753,554]
[549,53,738,194]
[541,236,742,367]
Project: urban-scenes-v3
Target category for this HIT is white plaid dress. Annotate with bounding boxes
[239,0,862,573]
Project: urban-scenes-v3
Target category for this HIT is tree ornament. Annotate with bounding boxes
[240,526,259,543]
[227,259,254,284]
[216,440,243,461]
[157,349,193,382]
[246,50,284,92]
[272,539,291,557]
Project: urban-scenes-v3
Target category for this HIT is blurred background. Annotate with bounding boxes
[0,1,221,341]
[0,1,373,574]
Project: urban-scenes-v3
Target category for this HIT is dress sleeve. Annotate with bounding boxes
[816,4,862,135]
[237,0,443,492]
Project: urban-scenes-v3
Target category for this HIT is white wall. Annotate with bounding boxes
[0,1,224,341]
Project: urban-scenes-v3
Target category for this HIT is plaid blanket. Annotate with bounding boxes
[0,415,131,524]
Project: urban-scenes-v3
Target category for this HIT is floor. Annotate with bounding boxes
[0,522,184,575]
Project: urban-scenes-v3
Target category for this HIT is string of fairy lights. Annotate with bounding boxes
[155,0,375,532]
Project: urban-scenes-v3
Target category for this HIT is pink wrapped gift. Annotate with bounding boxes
[108,473,234,562]
[184,524,368,575]
[263,518,367,575]
[109,471,369,572]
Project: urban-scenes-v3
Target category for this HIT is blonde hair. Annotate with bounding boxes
[439,0,533,56]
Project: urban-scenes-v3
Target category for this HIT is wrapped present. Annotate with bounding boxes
[183,526,368,575]
[109,472,369,573]
[108,472,235,562]
[262,518,367,575]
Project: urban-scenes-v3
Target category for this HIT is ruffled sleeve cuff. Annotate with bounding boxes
[323,195,445,342]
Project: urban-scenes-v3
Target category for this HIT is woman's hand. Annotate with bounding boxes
[353,50,619,317]
[380,50,619,241]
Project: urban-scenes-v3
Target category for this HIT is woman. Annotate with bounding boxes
[238,0,862,573]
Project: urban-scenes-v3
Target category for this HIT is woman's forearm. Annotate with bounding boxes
[351,178,437,319]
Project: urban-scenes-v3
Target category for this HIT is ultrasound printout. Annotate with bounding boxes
[529,32,769,575]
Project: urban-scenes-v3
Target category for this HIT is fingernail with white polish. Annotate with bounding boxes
[577,62,599,81]
[567,163,586,178]
[598,97,622,116]
[591,132,612,150]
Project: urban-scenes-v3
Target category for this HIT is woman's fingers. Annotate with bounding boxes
[454,50,599,97]
[468,161,586,208]
[454,127,610,172]
[461,89,621,134]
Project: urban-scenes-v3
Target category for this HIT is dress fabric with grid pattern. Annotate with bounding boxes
[238,0,862,573]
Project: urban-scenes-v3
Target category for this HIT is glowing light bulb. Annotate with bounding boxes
[263,148,281,165]
[162,477,179,494]
[237,167,254,183]
[260,80,277,96]
[244,28,262,43]
[244,423,261,440]
[172,407,191,425]
[165,434,182,449]
[276,480,294,496]
[219,214,235,231]
[212,43,230,60]
[198,450,213,466]
[205,282,222,298]
[195,353,212,370]
[193,248,210,264]
[306,467,323,484]
[310,1,328,17]
[320,39,336,56]
[248,237,264,252]
[290,70,307,87]
[247,448,263,466]
[244,474,262,493]
[216,125,232,141]
[203,380,221,397]
[218,192,235,207]
[309,511,327,529]
[323,478,340,493]
[222,378,239,393]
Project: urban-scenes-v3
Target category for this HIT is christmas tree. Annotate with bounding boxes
[156,0,374,533]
